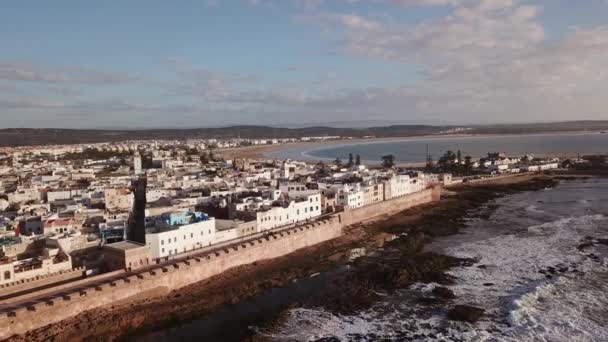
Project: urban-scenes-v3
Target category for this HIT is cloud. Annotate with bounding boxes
[0,60,138,85]
[303,0,544,63]
[292,0,608,123]
[3,1,608,128]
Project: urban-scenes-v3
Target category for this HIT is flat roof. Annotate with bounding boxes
[105,240,146,251]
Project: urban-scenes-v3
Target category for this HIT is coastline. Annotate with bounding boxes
[3,173,561,342]
[219,130,604,163]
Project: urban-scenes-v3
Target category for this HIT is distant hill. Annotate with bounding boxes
[0,125,450,147]
[469,121,608,134]
[0,121,607,147]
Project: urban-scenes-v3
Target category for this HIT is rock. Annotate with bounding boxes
[432,286,456,299]
[483,283,494,287]
[447,305,485,323]
[477,264,487,269]
[577,242,594,251]
[546,267,557,275]
[418,297,443,305]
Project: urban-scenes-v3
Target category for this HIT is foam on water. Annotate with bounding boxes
[525,205,544,214]
[264,181,608,341]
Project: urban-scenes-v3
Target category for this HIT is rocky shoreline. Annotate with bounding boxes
[246,176,559,341]
[4,176,559,342]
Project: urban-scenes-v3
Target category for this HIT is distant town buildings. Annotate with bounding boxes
[0,136,570,287]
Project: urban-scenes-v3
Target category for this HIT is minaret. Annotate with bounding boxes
[127,176,147,244]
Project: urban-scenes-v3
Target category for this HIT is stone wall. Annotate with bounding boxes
[0,218,342,339]
[0,187,440,340]
[0,267,85,299]
[340,186,440,227]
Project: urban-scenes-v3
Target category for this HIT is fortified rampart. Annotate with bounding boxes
[0,267,85,299]
[0,186,440,340]
[340,187,439,227]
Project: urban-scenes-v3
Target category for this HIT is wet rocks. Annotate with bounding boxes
[447,305,485,323]
[577,242,594,251]
[432,286,455,299]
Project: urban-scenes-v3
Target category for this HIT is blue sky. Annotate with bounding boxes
[1,0,607,128]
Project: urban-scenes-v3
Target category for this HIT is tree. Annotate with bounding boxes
[438,150,458,173]
[347,153,354,167]
[381,155,395,168]
[355,154,361,166]
[334,157,343,167]
[464,155,473,174]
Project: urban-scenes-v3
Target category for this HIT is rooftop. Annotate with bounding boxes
[105,240,146,251]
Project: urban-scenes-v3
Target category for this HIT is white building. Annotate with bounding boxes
[384,173,425,199]
[145,211,216,259]
[134,154,143,174]
[256,193,322,231]
[8,188,41,204]
[488,164,509,173]
[335,184,364,209]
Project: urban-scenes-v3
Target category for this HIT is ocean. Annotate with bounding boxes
[136,178,608,341]
[268,132,608,164]
[261,178,608,341]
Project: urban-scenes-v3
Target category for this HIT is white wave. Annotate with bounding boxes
[267,184,608,342]
[525,205,544,214]
[526,214,604,235]
[504,273,608,342]
[262,306,482,342]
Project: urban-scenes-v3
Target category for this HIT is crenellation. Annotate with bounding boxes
[0,189,437,339]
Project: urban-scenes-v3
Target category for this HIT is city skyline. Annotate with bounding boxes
[1,0,608,128]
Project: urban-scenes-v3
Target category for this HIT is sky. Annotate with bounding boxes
[1,0,607,129]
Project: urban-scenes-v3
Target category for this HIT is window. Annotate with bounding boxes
[174,237,177,243]
[161,240,164,245]
[3,271,10,280]
[191,233,193,238]
[162,248,165,253]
